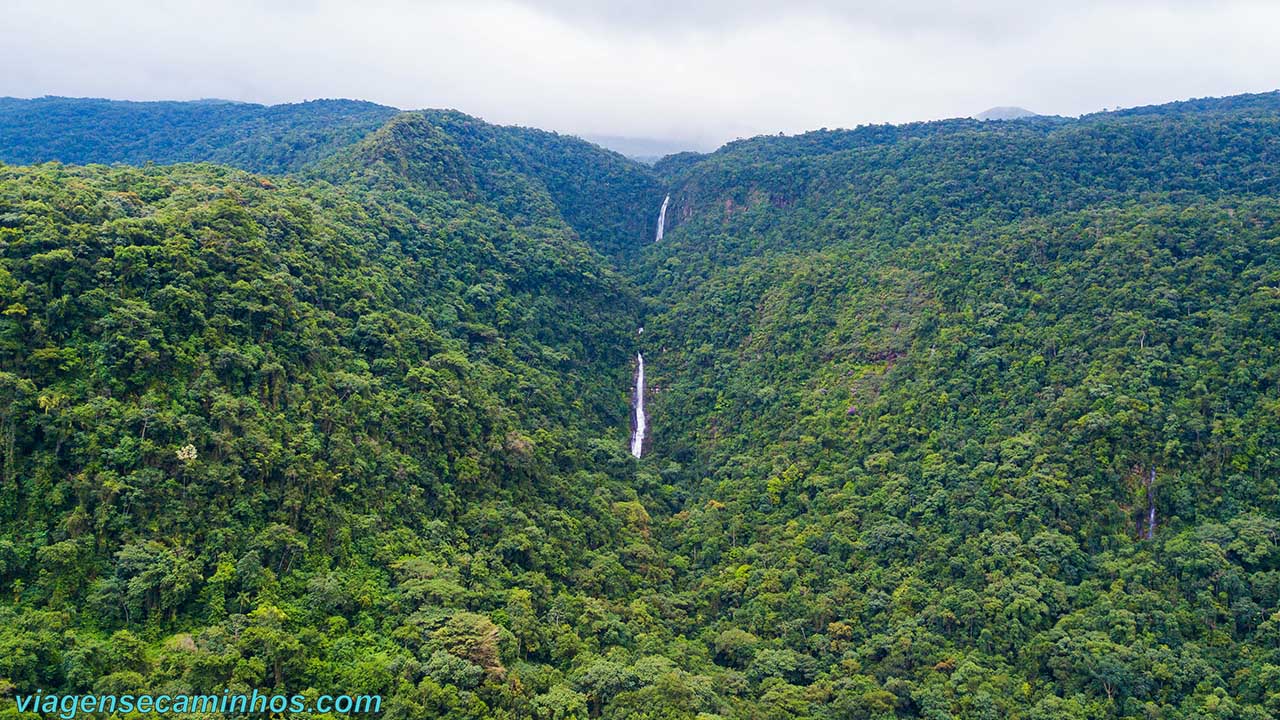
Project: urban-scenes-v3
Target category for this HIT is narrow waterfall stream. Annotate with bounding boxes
[630,195,668,458]
[630,352,647,458]
[655,194,670,242]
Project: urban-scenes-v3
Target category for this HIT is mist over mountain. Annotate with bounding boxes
[579,135,709,164]
[2,89,1280,719]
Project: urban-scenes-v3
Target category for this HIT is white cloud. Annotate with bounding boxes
[2,0,1277,149]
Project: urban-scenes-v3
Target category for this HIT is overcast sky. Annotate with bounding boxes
[3,0,1278,150]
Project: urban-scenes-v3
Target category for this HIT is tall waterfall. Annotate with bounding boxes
[631,196,666,458]
[655,194,670,242]
[630,353,647,458]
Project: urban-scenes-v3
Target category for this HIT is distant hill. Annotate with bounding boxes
[0,96,398,173]
[581,134,706,163]
[975,105,1039,120]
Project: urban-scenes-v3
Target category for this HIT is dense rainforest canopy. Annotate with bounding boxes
[1,91,1280,719]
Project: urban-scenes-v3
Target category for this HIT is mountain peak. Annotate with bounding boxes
[315,112,479,197]
[975,106,1039,121]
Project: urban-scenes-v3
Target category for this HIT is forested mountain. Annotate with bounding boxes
[2,92,1280,719]
[0,97,398,174]
[0,98,666,260]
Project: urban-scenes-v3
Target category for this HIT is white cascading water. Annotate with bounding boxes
[630,195,667,458]
[628,195,668,458]
[655,194,670,242]
[630,353,647,458]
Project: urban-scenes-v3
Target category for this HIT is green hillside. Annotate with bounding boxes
[634,91,1280,719]
[0,130,656,719]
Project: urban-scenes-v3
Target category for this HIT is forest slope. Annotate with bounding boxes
[634,90,1280,719]
[0,142,662,718]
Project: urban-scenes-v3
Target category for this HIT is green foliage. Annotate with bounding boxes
[3,91,1280,718]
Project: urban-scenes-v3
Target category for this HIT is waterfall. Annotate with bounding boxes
[655,194,670,242]
[631,196,665,457]
[630,353,647,458]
